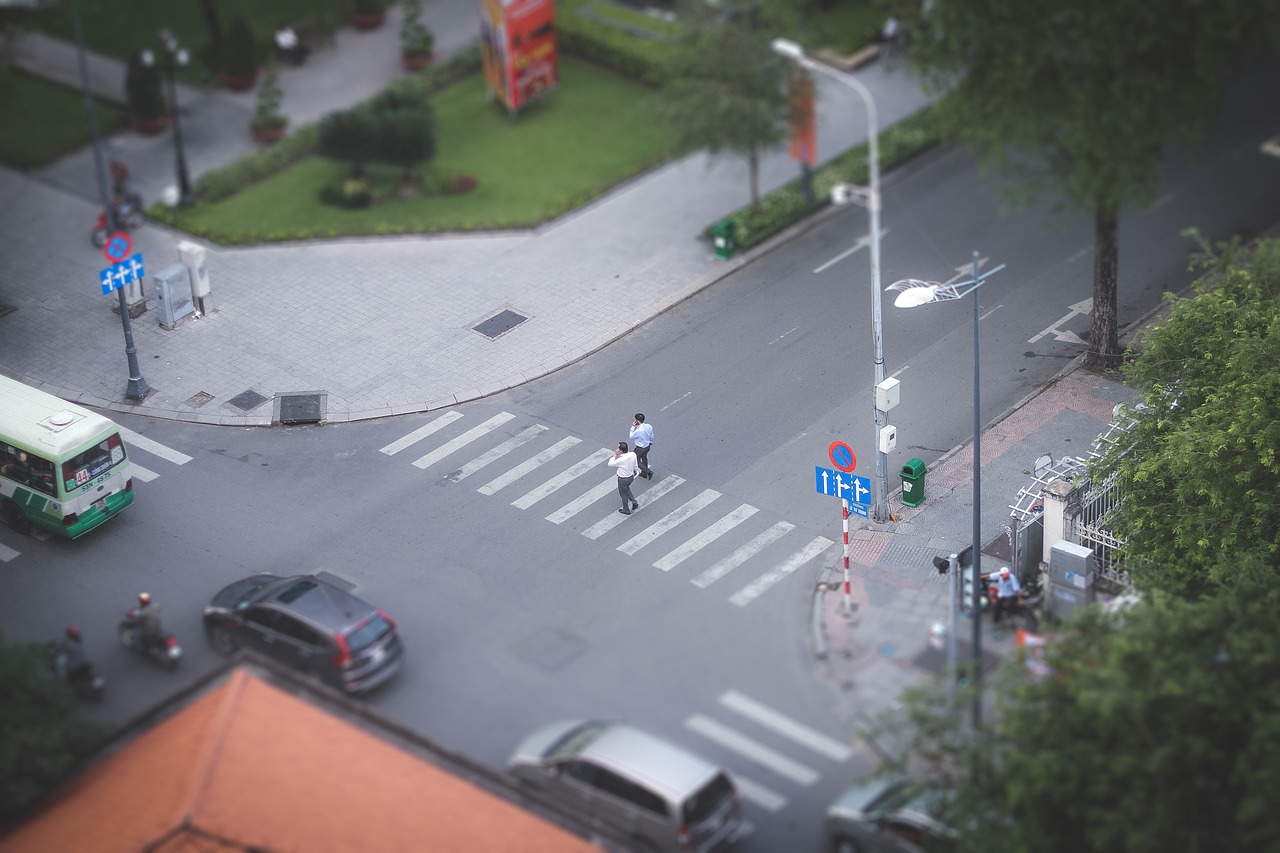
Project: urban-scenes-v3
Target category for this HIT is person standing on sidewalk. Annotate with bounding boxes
[629,414,654,480]
[608,441,640,515]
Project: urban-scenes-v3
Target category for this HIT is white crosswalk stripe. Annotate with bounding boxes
[129,463,159,483]
[477,436,581,495]
[448,424,547,481]
[546,478,618,524]
[729,537,836,607]
[512,449,613,509]
[720,691,853,762]
[617,488,720,556]
[0,541,19,562]
[116,426,192,465]
[731,776,788,813]
[582,475,685,540]
[412,412,515,470]
[653,504,757,572]
[379,411,463,455]
[685,714,820,786]
[690,522,794,589]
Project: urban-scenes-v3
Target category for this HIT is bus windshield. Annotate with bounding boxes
[62,433,127,493]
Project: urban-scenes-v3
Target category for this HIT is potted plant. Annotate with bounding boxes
[217,16,259,90]
[399,0,435,69]
[125,50,169,134]
[250,61,288,143]
[347,0,388,31]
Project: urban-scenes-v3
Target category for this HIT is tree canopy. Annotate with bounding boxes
[1093,236,1280,596]
[902,0,1278,368]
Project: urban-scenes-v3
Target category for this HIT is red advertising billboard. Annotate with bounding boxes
[480,0,558,113]
[788,70,817,166]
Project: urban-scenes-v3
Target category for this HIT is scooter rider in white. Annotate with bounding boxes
[123,592,163,650]
[992,567,1022,629]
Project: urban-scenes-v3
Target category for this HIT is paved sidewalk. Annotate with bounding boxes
[0,1,934,425]
[810,359,1141,751]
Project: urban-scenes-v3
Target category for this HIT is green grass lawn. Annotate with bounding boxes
[171,57,676,243]
[0,69,126,169]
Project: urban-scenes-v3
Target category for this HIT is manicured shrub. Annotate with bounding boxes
[220,17,258,78]
[125,50,166,120]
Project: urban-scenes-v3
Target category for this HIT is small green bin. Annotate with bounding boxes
[712,218,737,260]
[900,457,927,507]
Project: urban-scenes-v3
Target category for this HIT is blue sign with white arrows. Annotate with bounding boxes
[814,465,872,505]
[99,253,145,295]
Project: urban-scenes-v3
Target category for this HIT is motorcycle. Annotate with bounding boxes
[90,190,145,249]
[119,610,182,670]
[44,637,106,701]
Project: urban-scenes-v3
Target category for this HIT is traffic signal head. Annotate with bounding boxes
[932,555,951,575]
[957,545,974,569]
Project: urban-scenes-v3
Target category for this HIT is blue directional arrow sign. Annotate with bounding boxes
[814,466,872,505]
[99,253,145,295]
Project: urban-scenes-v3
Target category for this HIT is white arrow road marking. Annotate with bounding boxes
[654,504,758,571]
[691,522,795,589]
[685,715,820,786]
[115,426,192,465]
[813,228,890,274]
[1028,298,1092,343]
[379,411,463,455]
[412,412,515,469]
[729,537,836,607]
[719,691,853,762]
[477,436,581,495]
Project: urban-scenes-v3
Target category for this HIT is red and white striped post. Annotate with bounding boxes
[841,499,851,613]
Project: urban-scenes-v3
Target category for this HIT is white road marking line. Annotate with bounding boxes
[768,326,800,345]
[512,449,613,509]
[979,304,1003,322]
[115,426,192,465]
[691,522,794,589]
[617,489,720,555]
[477,436,581,495]
[813,228,888,275]
[582,475,686,540]
[1028,298,1092,343]
[653,504,758,572]
[720,691,853,762]
[685,715,820,786]
[729,537,836,607]
[889,365,909,379]
[412,412,515,470]
[660,392,692,412]
[129,463,159,483]
[731,777,788,813]
[546,478,618,524]
[449,424,547,481]
[379,411,464,455]
[0,542,20,562]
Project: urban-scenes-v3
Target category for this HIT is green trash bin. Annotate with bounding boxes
[900,457,927,507]
[712,218,737,260]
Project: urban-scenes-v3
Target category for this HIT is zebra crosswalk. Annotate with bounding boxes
[381,410,836,607]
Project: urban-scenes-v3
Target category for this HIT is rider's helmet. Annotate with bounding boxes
[138,592,152,606]
[999,567,1011,578]
[66,626,81,641]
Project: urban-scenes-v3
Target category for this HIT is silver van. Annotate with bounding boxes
[509,719,743,852]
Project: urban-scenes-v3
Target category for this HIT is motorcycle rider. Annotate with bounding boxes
[992,566,1022,629]
[124,592,163,650]
[54,626,90,682]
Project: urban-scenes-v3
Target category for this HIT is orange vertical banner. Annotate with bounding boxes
[788,71,816,166]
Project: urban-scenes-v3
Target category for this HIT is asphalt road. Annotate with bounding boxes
[4,59,1279,852]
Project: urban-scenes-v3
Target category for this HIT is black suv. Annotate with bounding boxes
[203,574,404,694]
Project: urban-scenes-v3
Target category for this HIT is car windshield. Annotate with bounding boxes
[683,772,735,825]
[344,613,392,653]
[547,721,608,759]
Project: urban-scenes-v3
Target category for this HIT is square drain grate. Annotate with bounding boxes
[473,309,528,340]
[275,392,326,425]
[227,389,269,412]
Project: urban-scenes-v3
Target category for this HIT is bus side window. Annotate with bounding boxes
[27,455,57,496]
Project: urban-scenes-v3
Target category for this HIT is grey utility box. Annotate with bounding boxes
[177,240,212,314]
[154,263,195,330]
[1047,539,1096,620]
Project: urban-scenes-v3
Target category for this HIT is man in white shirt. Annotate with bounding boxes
[992,566,1022,628]
[607,441,640,515]
[629,413,654,480]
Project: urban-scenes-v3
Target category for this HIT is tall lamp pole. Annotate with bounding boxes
[771,39,890,523]
[146,28,194,206]
[888,251,1006,725]
[71,0,149,400]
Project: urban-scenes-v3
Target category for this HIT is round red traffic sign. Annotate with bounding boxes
[103,232,132,264]
[828,441,857,472]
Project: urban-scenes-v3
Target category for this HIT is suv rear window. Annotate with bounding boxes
[345,613,392,653]
[683,772,735,825]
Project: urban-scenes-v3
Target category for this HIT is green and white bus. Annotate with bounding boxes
[0,376,134,538]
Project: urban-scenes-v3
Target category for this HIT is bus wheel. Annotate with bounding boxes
[2,501,31,535]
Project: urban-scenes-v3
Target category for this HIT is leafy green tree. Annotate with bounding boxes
[881,571,1280,853]
[124,49,166,121]
[219,15,257,79]
[902,0,1276,369]
[0,636,106,825]
[319,109,379,177]
[374,108,436,182]
[661,6,791,212]
[1092,235,1280,596]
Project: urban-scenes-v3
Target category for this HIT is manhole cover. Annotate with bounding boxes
[983,532,1013,563]
[275,392,325,425]
[510,626,587,673]
[473,309,529,340]
[185,391,214,408]
[227,389,270,412]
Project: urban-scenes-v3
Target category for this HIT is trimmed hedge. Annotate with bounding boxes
[709,100,949,251]
[556,0,679,88]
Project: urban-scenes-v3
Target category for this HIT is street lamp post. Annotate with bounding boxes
[70,0,149,400]
[144,29,194,206]
[771,39,890,524]
[888,251,1006,726]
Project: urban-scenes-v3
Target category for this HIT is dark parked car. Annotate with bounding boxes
[203,573,404,694]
